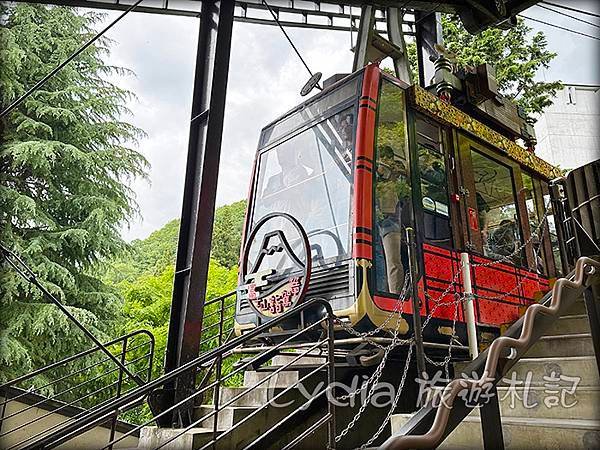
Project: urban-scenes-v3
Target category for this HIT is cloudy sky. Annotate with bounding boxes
[94,1,600,241]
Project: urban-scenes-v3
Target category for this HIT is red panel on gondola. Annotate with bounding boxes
[423,245,456,282]
[425,278,464,322]
[374,295,414,314]
[477,298,521,325]
[474,263,519,297]
[475,287,520,304]
[422,243,463,321]
[421,243,552,327]
[373,279,427,315]
[518,267,550,302]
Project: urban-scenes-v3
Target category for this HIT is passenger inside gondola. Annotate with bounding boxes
[375,145,411,293]
[373,80,412,295]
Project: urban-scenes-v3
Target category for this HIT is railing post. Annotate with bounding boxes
[0,386,10,434]
[326,310,336,450]
[480,386,505,450]
[406,227,426,377]
[212,296,227,447]
[583,284,600,376]
[550,180,573,273]
[108,336,128,450]
[460,252,479,359]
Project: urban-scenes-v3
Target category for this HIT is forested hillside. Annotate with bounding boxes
[103,200,247,378]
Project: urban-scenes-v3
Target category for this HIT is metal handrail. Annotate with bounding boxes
[24,298,337,450]
[0,330,154,450]
[0,330,154,392]
[0,353,150,427]
[381,256,600,450]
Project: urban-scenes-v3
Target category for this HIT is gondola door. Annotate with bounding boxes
[410,113,467,333]
[412,114,459,250]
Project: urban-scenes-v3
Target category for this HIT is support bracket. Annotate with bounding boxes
[352,5,411,84]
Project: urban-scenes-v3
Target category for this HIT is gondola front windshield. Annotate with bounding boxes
[250,106,356,271]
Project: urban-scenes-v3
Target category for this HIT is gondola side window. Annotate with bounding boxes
[374,80,411,295]
[471,149,525,265]
[522,172,547,274]
[542,184,564,277]
[416,117,452,247]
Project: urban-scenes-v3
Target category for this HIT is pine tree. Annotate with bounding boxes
[442,16,562,114]
[0,4,148,381]
[407,16,562,115]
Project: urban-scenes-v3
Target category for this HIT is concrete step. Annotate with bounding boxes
[391,414,600,450]
[547,314,590,336]
[138,426,214,450]
[219,386,306,407]
[567,299,588,316]
[455,356,600,388]
[195,405,255,429]
[524,333,594,358]
[425,386,600,420]
[500,356,600,388]
[486,386,599,420]
[271,353,328,366]
[243,369,300,389]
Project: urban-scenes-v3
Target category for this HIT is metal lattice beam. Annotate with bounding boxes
[13,0,419,34]
[11,1,541,34]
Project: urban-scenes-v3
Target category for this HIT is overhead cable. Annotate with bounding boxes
[0,0,144,119]
[541,1,600,19]
[538,4,600,29]
[262,0,319,82]
[519,14,600,41]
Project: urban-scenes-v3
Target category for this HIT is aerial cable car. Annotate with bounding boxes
[234,50,564,364]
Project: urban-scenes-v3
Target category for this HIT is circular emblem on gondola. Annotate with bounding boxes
[238,213,311,318]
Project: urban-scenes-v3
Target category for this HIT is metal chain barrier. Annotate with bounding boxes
[360,344,415,449]
[336,280,466,443]
[425,292,462,380]
[331,201,555,447]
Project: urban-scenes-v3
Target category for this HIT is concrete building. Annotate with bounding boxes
[534,84,600,171]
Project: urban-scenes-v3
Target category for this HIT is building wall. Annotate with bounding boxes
[534,84,600,171]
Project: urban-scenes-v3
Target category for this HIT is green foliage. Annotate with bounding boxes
[441,16,561,114]
[405,16,561,114]
[101,200,247,376]
[104,200,247,288]
[116,261,237,380]
[211,200,247,268]
[106,219,239,423]
[95,212,241,423]
[103,219,180,285]
[0,4,148,381]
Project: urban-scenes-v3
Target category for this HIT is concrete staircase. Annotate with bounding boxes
[136,351,416,449]
[391,298,600,449]
[137,354,329,449]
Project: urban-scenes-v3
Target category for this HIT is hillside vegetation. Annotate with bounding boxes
[104,200,247,378]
